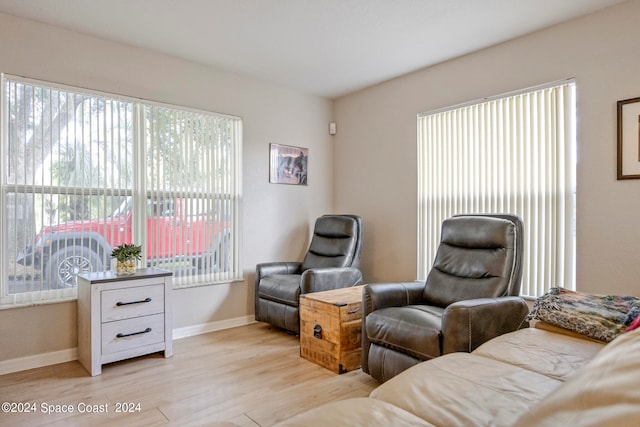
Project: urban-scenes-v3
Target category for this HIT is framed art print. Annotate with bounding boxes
[269,143,308,185]
[617,97,640,179]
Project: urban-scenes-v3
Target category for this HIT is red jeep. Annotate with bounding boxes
[16,197,231,288]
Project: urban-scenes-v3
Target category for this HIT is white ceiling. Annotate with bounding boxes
[0,0,627,98]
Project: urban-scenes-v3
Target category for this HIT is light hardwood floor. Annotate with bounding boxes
[0,323,378,426]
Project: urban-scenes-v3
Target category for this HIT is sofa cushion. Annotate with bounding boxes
[371,352,562,427]
[473,327,605,381]
[365,305,444,360]
[513,328,640,427]
[274,397,435,427]
[526,287,640,342]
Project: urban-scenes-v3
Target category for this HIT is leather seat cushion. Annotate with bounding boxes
[258,274,302,306]
[366,305,444,360]
[371,352,562,427]
[473,327,605,381]
[276,397,436,427]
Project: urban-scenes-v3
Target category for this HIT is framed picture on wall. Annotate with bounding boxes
[269,143,308,185]
[617,97,640,179]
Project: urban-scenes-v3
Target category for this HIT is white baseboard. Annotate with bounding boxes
[0,348,78,376]
[172,315,256,340]
[0,315,257,375]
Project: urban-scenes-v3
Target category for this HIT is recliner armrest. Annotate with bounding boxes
[254,262,303,324]
[300,267,363,294]
[361,281,425,375]
[255,261,302,283]
[441,296,530,354]
[363,281,425,316]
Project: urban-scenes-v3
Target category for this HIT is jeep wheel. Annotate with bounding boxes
[45,246,103,289]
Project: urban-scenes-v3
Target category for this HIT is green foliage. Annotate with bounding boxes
[110,243,142,262]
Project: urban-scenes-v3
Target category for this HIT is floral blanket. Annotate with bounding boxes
[526,287,640,342]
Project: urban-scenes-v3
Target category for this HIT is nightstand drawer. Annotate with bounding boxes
[101,313,165,355]
[101,284,165,322]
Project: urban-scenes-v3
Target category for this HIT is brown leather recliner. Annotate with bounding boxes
[255,214,363,334]
[362,214,529,382]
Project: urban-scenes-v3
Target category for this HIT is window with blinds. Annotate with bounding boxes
[417,81,576,298]
[1,75,242,306]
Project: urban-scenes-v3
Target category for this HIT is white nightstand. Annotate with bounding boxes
[77,268,173,376]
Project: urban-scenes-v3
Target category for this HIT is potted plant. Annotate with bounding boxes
[111,243,142,275]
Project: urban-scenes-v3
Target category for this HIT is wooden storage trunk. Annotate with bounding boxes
[299,285,365,374]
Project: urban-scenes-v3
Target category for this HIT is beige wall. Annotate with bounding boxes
[334,0,640,295]
[0,13,334,362]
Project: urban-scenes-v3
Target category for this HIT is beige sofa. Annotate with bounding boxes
[277,324,640,427]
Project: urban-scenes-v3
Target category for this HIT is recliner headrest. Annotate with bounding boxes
[314,215,358,238]
[441,216,515,249]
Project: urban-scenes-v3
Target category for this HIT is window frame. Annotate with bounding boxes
[0,74,243,307]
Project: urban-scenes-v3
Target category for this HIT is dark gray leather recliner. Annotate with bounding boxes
[362,214,529,382]
[255,214,363,334]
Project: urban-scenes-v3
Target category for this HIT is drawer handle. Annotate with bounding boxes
[116,297,152,306]
[116,327,152,339]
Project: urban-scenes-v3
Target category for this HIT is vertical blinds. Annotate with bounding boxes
[1,75,242,306]
[2,79,134,305]
[417,81,576,297]
[144,105,242,286]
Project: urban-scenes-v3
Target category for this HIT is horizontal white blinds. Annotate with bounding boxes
[417,82,576,297]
